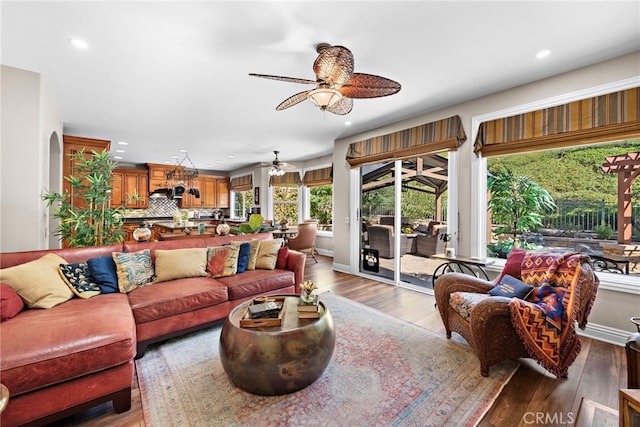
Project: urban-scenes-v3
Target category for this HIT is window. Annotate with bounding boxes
[273,186,298,225]
[309,184,333,231]
[231,189,252,219]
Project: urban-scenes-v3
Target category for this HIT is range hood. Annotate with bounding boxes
[149,188,171,199]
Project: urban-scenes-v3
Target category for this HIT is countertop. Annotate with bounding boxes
[153,221,218,230]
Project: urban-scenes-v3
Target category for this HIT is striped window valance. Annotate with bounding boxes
[303,166,332,187]
[474,87,640,156]
[269,171,301,187]
[229,174,252,191]
[346,115,467,167]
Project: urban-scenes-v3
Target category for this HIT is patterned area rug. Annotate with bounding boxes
[136,293,517,426]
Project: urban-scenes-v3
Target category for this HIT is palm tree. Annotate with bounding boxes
[488,170,556,244]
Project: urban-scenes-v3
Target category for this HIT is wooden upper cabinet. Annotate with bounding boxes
[63,135,111,210]
[112,168,148,208]
[147,163,182,191]
[200,176,217,208]
[179,177,201,208]
[216,178,230,208]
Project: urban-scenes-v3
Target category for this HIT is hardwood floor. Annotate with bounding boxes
[55,255,626,427]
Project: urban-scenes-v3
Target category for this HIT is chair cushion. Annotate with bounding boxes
[496,247,527,283]
[488,275,534,300]
[449,291,491,320]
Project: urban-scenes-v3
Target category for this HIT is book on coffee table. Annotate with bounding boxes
[298,310,320,319]
[298,294,319,312]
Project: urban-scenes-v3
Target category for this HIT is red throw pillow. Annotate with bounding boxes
[1,282,25,322]
[276,246,289,269]
[495,247,527,283]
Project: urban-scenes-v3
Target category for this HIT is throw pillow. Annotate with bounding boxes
[255,239,284,270]
[245,239,261,271]
[488,274,534,300]
[153,248,208,283]
[112,249,155,293]
[232,241,251,273]
[58,262,101,299]
[0,254,74,308]
[276,246,289,269]
[207,245,240,278]
[86,255,119,293]
[495,246,527,283]
[0,283,24,322]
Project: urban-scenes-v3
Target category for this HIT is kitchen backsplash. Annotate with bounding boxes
[124,197,217,218]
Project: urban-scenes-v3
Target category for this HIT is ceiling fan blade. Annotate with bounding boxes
[249,73,317,85]
[313,45,354,86]
[276,90,312,110]
[338,73,401,98]
[326,96,353,115]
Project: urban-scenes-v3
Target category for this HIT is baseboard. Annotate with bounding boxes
[332,262,351,274]
[579,322,631,347]
[316,248,333,257]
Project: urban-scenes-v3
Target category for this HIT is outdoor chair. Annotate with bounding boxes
[416,224,448,257]
[367,224,410,259]
[434,248,599,378]
[286,221,318,263]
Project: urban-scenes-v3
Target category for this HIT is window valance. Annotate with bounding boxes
[303,166,333,187]
[269,171,301,187]
[474,87,640,156]
[229,174,252,191]
[346,115,466,167]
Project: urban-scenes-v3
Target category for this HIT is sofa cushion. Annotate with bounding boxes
[207,245,239,278]
[255,239,283,270]
[489,274,534,300]
[86,255,119,293]
[0,254,74,309]
[113,249,155,293]
[449,291,491,320]
[0,293,135,396]
[216,269,295,300]
[232,241,251,273]
[153,248,208,283]
[276,246,289,269]
[59,262,101,299]
[127,277,229,324]
[0,283,24,322]
[245,239,261,270]
[496,247,527,283]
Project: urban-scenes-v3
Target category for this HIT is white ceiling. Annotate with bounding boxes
[2,1,639,172]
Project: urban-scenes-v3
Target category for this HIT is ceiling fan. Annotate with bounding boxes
[262,151,294,176]
[250,43,401,115]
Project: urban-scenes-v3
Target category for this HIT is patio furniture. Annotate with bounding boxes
[416,224,448,257]
[367,225,411,259]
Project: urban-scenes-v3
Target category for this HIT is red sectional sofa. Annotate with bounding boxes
[0,233,305,426]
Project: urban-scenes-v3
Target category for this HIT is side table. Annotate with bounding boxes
[431,253,495,288]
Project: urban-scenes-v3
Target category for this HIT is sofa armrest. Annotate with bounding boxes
[286,250,306,293]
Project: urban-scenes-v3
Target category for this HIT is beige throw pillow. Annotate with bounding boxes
[244,239,261,271]
[0,254,74,308]
[153,248,209,283]
[255,239,284,270]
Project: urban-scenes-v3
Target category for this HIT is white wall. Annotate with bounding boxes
[0,65,62,252]
[333,52,640,340]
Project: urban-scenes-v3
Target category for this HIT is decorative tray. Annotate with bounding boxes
[239,296,286,328]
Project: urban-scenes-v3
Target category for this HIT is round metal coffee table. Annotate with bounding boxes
[219,294,335,396]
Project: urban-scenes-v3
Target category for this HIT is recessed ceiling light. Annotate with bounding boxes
[115,149,125,153]
[117,141,129,146]
[536,49,551,59]
[345,121,352,126]
[179,149,188,153]
[113,156,123,160]
[164,160,172,164]
[216,160,223,164]
[227,155,235,159]
[69,38,89,50]
[171,155,180,159]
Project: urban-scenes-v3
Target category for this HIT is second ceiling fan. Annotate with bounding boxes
[250,43,401,115]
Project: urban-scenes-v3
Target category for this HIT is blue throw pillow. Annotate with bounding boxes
[86,255,119,293]
[488,274,534,300]
[236,242,251,273]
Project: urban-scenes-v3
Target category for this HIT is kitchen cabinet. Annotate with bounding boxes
[200,176,217,208]
[147,163,183,192]
[111,168,148,208]
[63,135,111,210]
[216,178,230,208]
[179,177,201,208]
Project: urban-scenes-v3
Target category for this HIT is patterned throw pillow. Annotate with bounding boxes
[255,239,284,270]
[0,254,74,308]
[245,239,261,271]
[207,245,240,278]
[59,262,101,299]
[112,249,155,293]
[488,274,534,300]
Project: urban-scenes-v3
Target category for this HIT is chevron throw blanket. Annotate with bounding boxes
[508,252,589,378]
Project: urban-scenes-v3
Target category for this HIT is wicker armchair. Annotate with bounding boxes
[367,225,410,259]
[434,255,599,377]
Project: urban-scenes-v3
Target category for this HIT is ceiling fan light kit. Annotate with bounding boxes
[250,43,400,115]
[268,166,286,177]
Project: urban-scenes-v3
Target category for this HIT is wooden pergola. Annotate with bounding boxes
[602,151,640,244]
